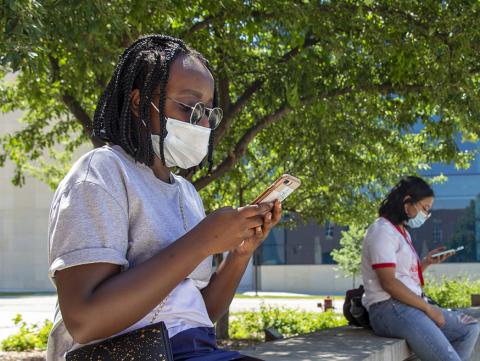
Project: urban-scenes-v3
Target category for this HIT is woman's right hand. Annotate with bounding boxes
[425,305,446,328]
[194,203,273,255]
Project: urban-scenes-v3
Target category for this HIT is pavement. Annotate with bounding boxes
[0,292,344,341]
[0,295,57,342]
[240,325,415,361]
[240,308,480,361]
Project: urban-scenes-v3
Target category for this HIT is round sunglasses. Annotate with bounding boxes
[159,96,223,130]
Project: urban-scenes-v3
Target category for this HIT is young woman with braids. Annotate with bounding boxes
[361,176,479,361]
[47,35,280,360]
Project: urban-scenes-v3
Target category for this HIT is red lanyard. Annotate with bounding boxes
[383,217,424,287]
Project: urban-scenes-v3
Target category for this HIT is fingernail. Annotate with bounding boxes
[267,213,272,220]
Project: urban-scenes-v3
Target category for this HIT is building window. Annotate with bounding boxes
[258,228,286,265]
[433,219,443,243]
[325,221,334,239]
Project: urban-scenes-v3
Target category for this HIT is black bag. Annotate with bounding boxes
[343,285,371,328]
[66,322,173,361]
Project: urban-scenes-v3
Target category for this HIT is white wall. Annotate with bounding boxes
[0,95,93,292]
[424,263,480,281]
[0,110,55,291]
[258,265,355,295]
[258,263,480,295]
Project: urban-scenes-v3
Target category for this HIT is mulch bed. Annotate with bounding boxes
[217,338,263,350]
[0,351,46,361]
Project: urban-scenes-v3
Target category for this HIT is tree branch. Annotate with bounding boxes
[239,152,276,193]
[181,9,276,39]
[194,80,428,190]
[214,78,263,147]
[49,55,105,148]
[181,15,214,38]
[280,34,319,64]
[218,73,231,112]
[194,104,291,190]
[211,26,232,113]
[215,34,321,147]
[61,94,104,148]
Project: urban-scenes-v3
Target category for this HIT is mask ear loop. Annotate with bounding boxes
[148,101,162,128]
[151,101,160,113]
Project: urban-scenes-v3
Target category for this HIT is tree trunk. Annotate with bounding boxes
[215,309,229,340]
[213,253,230,339]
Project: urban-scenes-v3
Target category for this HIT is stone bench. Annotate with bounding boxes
[240,307,480,361]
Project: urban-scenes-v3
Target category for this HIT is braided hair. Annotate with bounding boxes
[379,176,434,224]
[93,34,217,171]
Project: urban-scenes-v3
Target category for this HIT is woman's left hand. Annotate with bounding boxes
[233,200,282,258]
[423,246,454,267]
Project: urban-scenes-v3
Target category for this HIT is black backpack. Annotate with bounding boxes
[343,285,371,328]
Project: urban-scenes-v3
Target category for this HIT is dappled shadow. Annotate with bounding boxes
[240,326,413,361]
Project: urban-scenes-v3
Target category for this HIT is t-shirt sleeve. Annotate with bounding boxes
[48,181,129,283]
[367,226,398,270]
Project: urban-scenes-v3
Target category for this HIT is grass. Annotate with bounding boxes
[0,292,55,297]
[0,292,344,300]
[234,294,344,300]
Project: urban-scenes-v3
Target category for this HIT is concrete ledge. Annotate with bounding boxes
[241,307,480,361]
[462,307,480,360]
[240,326,414,361]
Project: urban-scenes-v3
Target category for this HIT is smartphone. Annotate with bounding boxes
[252,174,301,205]
[431,246,464,258]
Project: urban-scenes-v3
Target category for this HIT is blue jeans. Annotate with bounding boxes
[369,298,479,361]
[170,327,252,360]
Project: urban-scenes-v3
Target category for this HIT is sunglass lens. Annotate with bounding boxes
[209,108,223,129]
[191,103,205,125]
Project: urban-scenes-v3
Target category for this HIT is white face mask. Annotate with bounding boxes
[150,102,211,169]
[406,204,429,228]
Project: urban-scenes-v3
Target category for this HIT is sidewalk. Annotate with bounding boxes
[0,294,57,342]
[0,292,344,341]
[232,293,344,313]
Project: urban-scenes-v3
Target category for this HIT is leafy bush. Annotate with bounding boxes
[423,275,480,308]
[331,224,366,281]
[1,314,52,351]
[229,304,347,340]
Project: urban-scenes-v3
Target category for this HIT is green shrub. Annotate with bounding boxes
[423,275,480,308]
[1,314,53,351]
[229,304,347,340]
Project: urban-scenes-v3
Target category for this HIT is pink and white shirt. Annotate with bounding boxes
[361,217,423,310]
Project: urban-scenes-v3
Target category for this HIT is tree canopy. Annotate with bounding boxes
[1,0,480,225]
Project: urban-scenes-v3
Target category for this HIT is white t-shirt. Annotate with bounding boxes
[361,217,423,310]
[47,145,214,360]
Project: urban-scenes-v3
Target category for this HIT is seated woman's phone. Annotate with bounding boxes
[431,246,464,258]
[252,174,301,205]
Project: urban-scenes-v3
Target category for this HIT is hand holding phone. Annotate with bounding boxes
[431,246,464,259]
[252,174,301,205]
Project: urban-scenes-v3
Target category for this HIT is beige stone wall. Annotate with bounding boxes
[0,110,55,291]
[259,263,480,295]
[0,101,93,292]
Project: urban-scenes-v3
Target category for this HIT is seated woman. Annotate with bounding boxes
[47,34,281,361]
[361,176,479,361]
